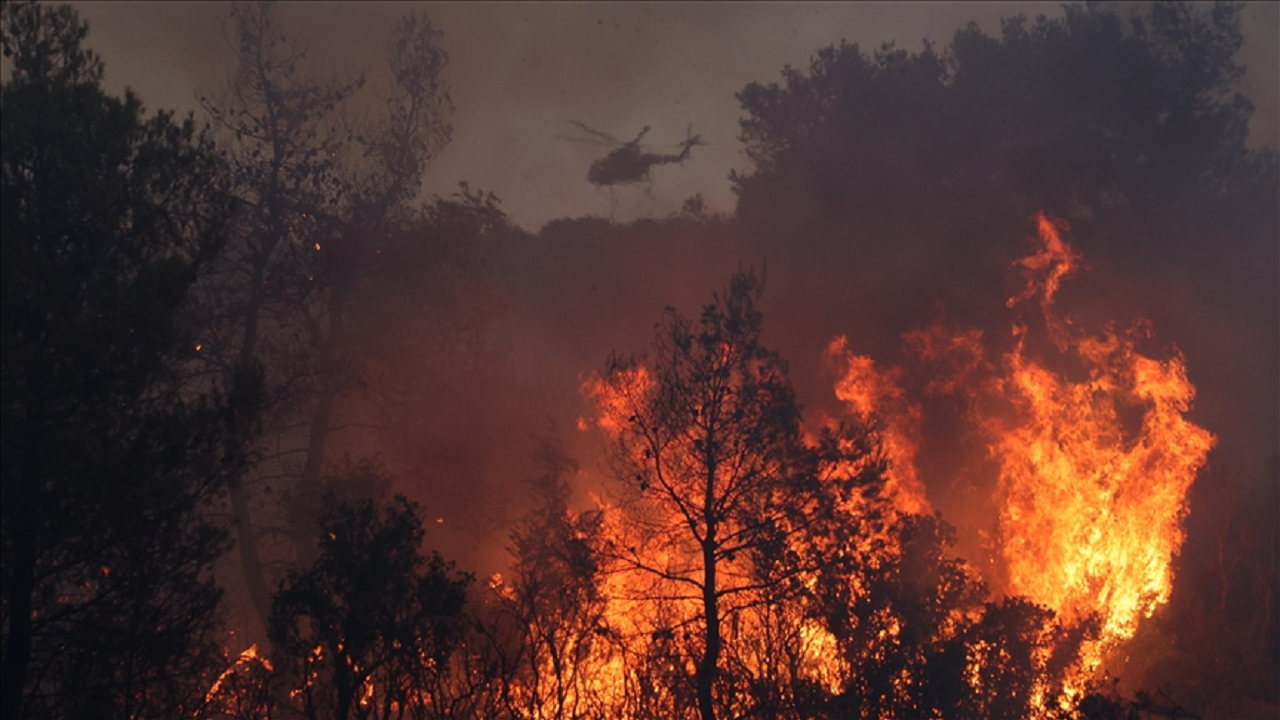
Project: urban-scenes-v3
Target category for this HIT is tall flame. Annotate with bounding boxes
[989,214,1215,647]
[826,211,1214,675]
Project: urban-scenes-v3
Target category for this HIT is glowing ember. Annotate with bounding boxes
[213,214,1215,715]
[200,644,273,717]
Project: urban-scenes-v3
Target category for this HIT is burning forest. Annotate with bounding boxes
[2,2,1277,719]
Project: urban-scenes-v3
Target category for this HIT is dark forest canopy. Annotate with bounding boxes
[735,3,1269,207]
[1,1,1276,718]
[0,2,260,716]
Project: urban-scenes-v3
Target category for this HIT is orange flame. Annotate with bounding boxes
[1007,211,1081,313]
[825,337,931,515]
[200,644,273,716]
[990,216,1215,649]
[822,212,1214,690]
[579,365,653,436]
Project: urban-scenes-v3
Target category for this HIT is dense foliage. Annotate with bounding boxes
[1,3,258,717]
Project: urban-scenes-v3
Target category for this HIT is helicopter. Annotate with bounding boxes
[556,120,705,189]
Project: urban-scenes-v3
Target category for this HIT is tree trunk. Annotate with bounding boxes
[333,657,356,720]
[697,440,720,720]
[291,278,350,567]
[2,526,36,719]
[228,288,274,638]
[291,388,336,568]
[228,471,273,635]
[697,535,720,720]
[227,66,291,637]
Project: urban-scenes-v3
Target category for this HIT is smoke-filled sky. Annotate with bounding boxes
[60,0,1280,560]
[72,2,1279,231]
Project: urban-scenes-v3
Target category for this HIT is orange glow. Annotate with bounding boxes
[902,321,985,397]
[826,337,931,515]
[206,213,1214,715]
[1007,211,1081,315]
[818,212,1213,698]
[579,365,653,436]
[989,216,1214,650]
[200,644,273,717]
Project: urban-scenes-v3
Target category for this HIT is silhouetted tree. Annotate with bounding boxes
[490,438,613,719]
[1,2,259,717]
[776,509,1097,719]
[592,271,884,720]
[1077,676,1204,720]
[735,2,1273,224]
[269,493,471,720]
[274,7,454,571]
[1119,459,1280,716]
[193,0,468,635]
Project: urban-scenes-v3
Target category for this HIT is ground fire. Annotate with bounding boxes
[192,215,1217,717]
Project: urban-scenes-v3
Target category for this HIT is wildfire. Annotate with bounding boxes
[987,215,1215,648]
[199,213,1214,717]
[831,211,1215,681]
[825,338,931,515]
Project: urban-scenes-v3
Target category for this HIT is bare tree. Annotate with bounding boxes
[590,271,882,720]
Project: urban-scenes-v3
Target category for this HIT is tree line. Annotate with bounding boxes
[2,1,1274,718]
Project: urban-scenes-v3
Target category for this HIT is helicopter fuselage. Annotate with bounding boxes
[586,144,693,187]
